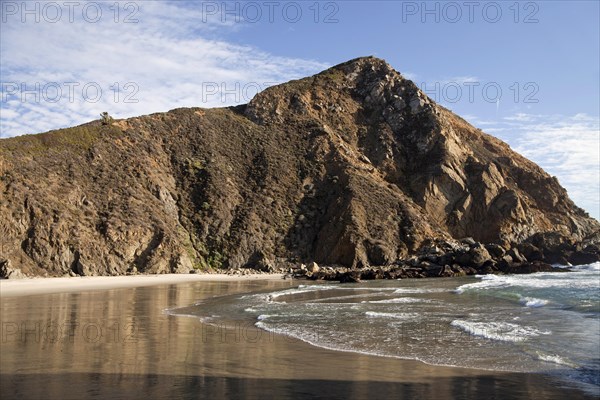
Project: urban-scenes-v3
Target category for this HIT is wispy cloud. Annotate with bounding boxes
[440,76,480,85]
[401,71,418,81]
[503,113,544,122]
[493,113,599,220]
[0,1,327,137]
[462,114,497,126]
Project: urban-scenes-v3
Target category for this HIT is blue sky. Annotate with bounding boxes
[0,0,598,219]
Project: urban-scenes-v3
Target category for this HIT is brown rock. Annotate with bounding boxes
[485,243,506,259]
[508,248,528,264]
[503,261,558,274]
[0,56,597,276]
[568,251,599,266]
[518,243,544,262]
[457,246,491,267]
[338,271,361,283]
[0,260,25,279]
[306,262,320,273]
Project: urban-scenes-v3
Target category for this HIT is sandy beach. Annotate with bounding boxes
[0,273,284,297]
[0,276,595,399]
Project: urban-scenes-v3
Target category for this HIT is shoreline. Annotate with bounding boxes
[0,273,284,297]
[1,276,596,399]
[0,262,590,298]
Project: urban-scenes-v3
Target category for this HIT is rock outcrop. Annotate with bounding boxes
[1,56,598,277]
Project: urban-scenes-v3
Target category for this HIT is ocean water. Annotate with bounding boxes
[171,263,600,394]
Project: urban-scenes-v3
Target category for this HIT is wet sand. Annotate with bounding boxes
[0,278,594,399]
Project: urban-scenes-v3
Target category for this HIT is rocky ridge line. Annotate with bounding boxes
[1,56,598,279]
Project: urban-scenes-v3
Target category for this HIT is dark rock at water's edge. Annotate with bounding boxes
[289,237,595,283]
[1,56,599,278]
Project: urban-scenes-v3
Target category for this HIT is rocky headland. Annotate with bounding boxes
[1,57,598,280]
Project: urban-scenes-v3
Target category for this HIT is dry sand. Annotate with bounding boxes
[0,273,285,297]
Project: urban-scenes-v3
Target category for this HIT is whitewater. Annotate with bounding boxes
[171,262,600,395]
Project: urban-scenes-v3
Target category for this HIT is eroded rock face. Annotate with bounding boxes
[0,56,598,276]
[0,259,25,279]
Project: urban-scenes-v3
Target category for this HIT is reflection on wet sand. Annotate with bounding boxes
[0,280,594,399]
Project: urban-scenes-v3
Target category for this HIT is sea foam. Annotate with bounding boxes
[365,311,420,320]
[537,353,578,368]
[451,320,550,342]
[362,297,435,304]
[519,296,549,308]
[455,268,600,293]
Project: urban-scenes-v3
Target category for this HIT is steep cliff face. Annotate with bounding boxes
[1,57,598,277]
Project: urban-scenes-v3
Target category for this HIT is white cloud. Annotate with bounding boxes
[0,1,327,138]
[572,113,596,122]
[493,113,600,220]
[462,114,498,126]
[503,113,543,122]
[401,71,418,81]
[441,76,480,85]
